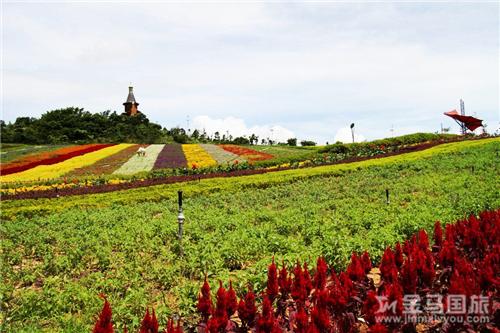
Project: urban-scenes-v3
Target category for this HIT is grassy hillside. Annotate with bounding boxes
[1,138,498,332]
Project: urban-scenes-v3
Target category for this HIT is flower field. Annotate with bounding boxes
[182,144,218,169]
[1,138,498,332]
[94,209,500,332]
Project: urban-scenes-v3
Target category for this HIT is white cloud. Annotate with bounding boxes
[334,127,366,144]
[192,116,295,143]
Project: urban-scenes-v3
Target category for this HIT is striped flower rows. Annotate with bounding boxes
[0,144,113,175]
[0,144,130,182]
[1,144,274,182]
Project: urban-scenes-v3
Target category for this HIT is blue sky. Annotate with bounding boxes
[2,2,499,143]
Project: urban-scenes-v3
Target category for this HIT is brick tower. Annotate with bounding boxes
[123,86,139,116]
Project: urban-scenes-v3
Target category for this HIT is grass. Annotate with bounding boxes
[0,138,498,332]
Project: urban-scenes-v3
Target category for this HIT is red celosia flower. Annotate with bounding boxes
[417,229,430,250]
[347,253,365,281]
[433,221,443,247]
[445,223,456,243]
[278,263,292,298]
[257,296,276,333]
[226,281,237,317]
[267,258,279,301]
[93,298,114,333]
[313,257,328,290]
[361,251,372,273]
[238,288,257,327]
[362,290,380,325]
[197,277,213,322]
[302,263,313,295]
[379,247,398,283]
[400,257,417,294]
[394,243,404,269]
[139,309,159,333]
[438,239,459,268]
[291,263,308,304]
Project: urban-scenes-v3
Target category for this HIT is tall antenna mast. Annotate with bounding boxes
[459,99,466,134]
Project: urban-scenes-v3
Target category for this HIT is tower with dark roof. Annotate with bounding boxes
[123,86,140,116]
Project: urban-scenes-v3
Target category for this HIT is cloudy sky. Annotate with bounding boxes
[2,2,499,143]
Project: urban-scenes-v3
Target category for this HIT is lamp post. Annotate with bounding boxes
[350,123,355,143]
[177,190,185,257]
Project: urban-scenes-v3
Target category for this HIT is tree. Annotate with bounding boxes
[287,138,297,146]
[300,140,316,146]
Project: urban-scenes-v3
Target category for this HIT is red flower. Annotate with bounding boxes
[347,253,365,281]
[361,251,372,273]
[267,258,279,301]
[313,257,328,290]
[139,309,158,333]
[238,288,257,327]
[433,221,443,247]
[278,262,292,298]
[226,281,238,317]
[379,247,398,283]
[197,277,213,322]
[93,298,114,333]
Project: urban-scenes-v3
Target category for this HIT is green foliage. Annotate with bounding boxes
[1,108,165,144]
[300,140,316,146]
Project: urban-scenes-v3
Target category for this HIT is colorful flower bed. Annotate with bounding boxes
[153,144,187,169]
[113,144,165,175]
[199,144,245,164]
[94,209,500,332]
[219,144,273,162]
[0,144,113,175]
[66,144,141,177]
[0,144,129,182]
[182,144,217,169]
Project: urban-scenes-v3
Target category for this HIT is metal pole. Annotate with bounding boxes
[350,123,355,143]
[386,189,390,205]
[177,190,185,257]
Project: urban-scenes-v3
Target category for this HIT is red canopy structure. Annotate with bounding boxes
[444,110,483,132]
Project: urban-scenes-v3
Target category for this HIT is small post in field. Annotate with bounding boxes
[177,190,185,256]
[386,189,390,205]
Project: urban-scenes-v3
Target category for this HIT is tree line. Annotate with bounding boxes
[1,107,314,146]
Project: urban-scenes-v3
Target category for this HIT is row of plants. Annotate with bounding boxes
[182,144,218,169]
[0,143,114,175]
[1,139,497,331]
[220,145,274,162]
[113,145,165,175]
[0,144,69,163]
[0,144,131,182]
[92,209,500,332]
[153,144,187,169]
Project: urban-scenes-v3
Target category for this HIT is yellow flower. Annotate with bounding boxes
[182,144,217,169]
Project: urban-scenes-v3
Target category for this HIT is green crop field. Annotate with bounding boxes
[1,138,499,332]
